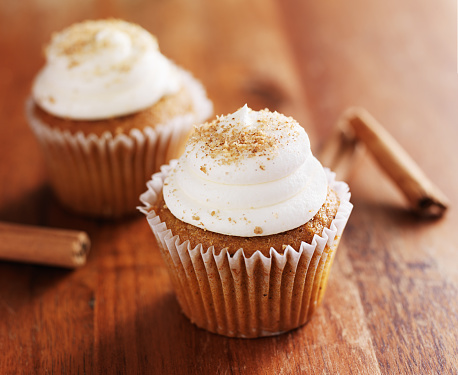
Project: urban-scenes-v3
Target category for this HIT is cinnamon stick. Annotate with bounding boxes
[318,122,364,181]
[0,222,90,268]
[341,107,449,218]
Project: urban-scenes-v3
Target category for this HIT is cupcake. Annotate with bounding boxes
[27,19,212,218]
[139,105,352,338]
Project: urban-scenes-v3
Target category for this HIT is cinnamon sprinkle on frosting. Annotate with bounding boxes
[188,108,299,165]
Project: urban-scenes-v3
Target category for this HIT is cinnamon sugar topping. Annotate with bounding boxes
[188,108,299,165]
[47,19,152,70]
[254,226,263,234]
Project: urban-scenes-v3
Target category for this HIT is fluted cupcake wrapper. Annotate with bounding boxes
[27,68,212,218]
[139,162,352,338]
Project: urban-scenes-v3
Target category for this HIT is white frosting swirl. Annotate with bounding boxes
[163,105,328,237]
[32,19,181,120]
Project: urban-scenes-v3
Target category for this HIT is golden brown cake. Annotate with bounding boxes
[30,87,195,137]
[139,105,352,337]
[150,187,339,257]
[27,19,212,218]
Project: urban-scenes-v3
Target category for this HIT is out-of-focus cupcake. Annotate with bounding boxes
[139,105,352,338]
[27,19,212,218]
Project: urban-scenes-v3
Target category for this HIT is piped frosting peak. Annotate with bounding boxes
[163,105,328,237]
[32,19,181,120]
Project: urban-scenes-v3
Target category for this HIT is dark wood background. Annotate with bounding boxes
[1,0,457,373]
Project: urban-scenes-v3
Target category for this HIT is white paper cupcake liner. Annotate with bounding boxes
[26,68,212,218]
[139,161,352,338]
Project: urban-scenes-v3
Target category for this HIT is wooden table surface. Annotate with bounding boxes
[1,0,457,374]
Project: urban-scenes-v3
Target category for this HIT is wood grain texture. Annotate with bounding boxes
[0,0,457,374]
